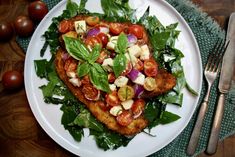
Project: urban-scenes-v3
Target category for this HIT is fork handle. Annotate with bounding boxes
[187,101,209,156]
[206,93,225,155]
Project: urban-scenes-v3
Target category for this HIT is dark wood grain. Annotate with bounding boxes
[0,0,234,157]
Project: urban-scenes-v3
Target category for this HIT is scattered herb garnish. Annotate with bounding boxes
[63,36,110,93]
[113,33,128,77]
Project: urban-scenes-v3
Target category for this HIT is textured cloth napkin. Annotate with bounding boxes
[17,0,235,156]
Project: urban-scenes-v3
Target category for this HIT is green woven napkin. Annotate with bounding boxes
[17,0,235,156]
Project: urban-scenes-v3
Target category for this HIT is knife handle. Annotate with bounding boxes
[187,101,208,156]
[206,93,225,155]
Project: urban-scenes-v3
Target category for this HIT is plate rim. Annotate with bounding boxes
[24,0,203,156]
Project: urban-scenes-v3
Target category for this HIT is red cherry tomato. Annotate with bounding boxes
[97,33,108,47]
[0,21,13,41]
[95,101,110,111]
[131,99,145,118]
[128,24,144,39]
[121,62,132,76]
[14,15,34,37]
[108,73,116,83]
[86,16,100,26]
[109,23,124,35]
[96,50,108,64]
[58,20,74,34]
[2,70,24,90]
[85,36,102,48]
[28,1,48,21]
[82,84,100,101]
[105,91,120,106]
[64,57,77,72]
[144,59,158,77]
[81,75,91,85]
[116,111,133,126]
[134,59,144,71]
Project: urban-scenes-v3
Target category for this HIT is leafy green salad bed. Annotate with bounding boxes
[34,0,197,150]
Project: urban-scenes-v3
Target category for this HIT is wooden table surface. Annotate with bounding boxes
[0,0,234,157]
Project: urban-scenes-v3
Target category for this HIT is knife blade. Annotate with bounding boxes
[206,13,235,155]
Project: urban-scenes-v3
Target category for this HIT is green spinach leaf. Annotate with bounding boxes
[71,107,104,132]
[159,111,181,124]
[90,129,133,151]
[66,0,79,17]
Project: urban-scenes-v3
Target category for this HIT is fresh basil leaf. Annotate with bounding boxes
[63,36,89,61]
[116,33,128,54]
[113,54,127,77]
[66,0,79,17]
[89,44,101,63]
[89,64,110,93]
[77,62,91,77]
[71,107,104,132]
[159,111,181,124]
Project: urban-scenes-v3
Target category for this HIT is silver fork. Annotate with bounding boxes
[187,39,229,156]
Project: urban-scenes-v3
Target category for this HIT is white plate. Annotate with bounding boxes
[24,0,202,157]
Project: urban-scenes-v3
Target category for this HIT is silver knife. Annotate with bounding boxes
[206,13,235,154]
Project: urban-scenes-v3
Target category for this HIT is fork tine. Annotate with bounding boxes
[210,40,225,72]
[212,40,230,72]
[205,39,223,71]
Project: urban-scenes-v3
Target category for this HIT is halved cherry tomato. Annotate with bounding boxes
[64,57,77,72]
[131,99,145,119]
[128,24,144,39]
[117,85,134,101]
[95,101,110,111]
[121,62,132,76]
[134,59,144,71]
[116,111,133,126]
[109,23,124,35]
[82,84,100,101]
[81,75,91,85]
[97,33,108,47]
[105,91,120,106]
[85,36,102,48]
[96,50,108,64]
[144,59,158,77]
[86,16,100,26]
[58,20,74,33]
[144,77,157,91]
[108,73,116,83]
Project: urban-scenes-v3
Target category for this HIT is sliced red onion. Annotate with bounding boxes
[62,53,70,61]
[127,34,137,46]
[127,69,139,81]
[99,27,109,34]
[133,84,144,98]
[87,28,100,37]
